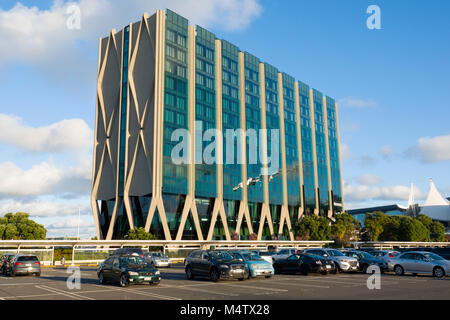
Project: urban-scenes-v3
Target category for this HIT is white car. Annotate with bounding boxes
[371,250,400,270]
[304,248,359,273]
[144,252,171,268]
[271,249,302,262]
[390,251,450,278]
[255,251,278,264]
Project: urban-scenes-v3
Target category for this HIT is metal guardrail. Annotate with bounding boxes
[0,240,334,266]
[0,240,334,248]
[350,241,450,249]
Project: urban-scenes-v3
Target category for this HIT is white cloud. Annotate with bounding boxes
[47,218,94,229]
[338,97,378,109]
[340,143,353,160]
[357,174,382,186]
[412,134,450,163]
[343,181,425,202]
[0,160,91,197]
[379,145,396,160]
[0,199,90,218]
[0,113,92,153]
[0,0,263,69]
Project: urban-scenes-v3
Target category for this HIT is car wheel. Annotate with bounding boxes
[362,264,369,274]
[10,270,15,277]
[210,268,219,282]
[98,271,105,284]
[300,265,309,276]
[394,265,404,276]
[238,278,245,281]
[186,266,194,280]
[334,262,341,274]
[119,274,129,287]
[35,272,41,277]
[273,266,280,274]
[433,267,445,279]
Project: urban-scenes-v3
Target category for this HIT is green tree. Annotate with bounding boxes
[124,227,156,240]
[0,212,46,240]
[332,213,359,247]
[398,217,429,241]
[379,215,403,241]
[294,215,332,241]
[363,211,387,241]
[429,221,446,242]
[416,214,445,242]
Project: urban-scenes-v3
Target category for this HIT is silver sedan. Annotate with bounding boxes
[390,251,450,278]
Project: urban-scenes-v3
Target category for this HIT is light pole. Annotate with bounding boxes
[77,207,81,240]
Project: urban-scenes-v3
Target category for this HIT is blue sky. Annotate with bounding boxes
[0,0,449,238]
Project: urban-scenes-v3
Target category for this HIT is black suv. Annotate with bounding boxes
[185,250,248,282]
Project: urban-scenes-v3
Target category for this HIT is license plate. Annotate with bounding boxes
[26,264,31,267]
[144,277,152,281]
[233,269,243,273]
[326,265,331,269]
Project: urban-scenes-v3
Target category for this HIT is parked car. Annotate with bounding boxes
[230,251,274,279]
[390,251,450,278]
[399,247,450,260]
[341,250,388,273]
[144,252,171,268]
[303,248,359,273]
[255,251,278,264]
[371,250,400,269]
[1,253,16,275]
[110,248,146,258]
[271,248,302,262]
[98,254,160,287]
[5,254,41,277]
[185,250,248,282]
[273,253,335,275]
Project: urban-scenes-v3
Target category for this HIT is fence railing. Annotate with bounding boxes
[0,240,334,266]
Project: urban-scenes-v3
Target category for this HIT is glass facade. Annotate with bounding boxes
[195,26,217,199]
[264,64,283,206]
[162,10,189,196]
[282,73,301,209]
[326,96,343,214]
[95,10,343,240]
[221,40,242,202]
[313,89,330,216]
[298,81,316,215]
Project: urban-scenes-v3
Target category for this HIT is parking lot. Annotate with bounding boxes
[0,265,448,300]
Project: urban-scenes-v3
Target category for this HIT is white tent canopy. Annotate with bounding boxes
[419,179,450,222]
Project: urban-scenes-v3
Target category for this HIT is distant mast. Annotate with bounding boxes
[407,182,416,216]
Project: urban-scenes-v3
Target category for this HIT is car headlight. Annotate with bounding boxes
[219,264,230,269]
[155,270,160,275]
[128,271,138,276]
[315,261,322,265]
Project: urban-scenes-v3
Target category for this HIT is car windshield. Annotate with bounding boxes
[242,253,263,261]
[210,251,233,261]
[327,250,345,257]
[360,252,375,259]
[120,256,146,266]
[423,253,445,261]
[152,253,168,258]
[258,252,273,256]
[17,256,38,262]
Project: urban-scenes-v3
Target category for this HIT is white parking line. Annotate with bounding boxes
[220,283,289,292]
[0,283,39,286]
[173,285,239,297]
[272,281,330,289]
[117,288,182,300]
[36,285,95,300]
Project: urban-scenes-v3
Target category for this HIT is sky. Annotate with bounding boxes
[0,0,449,238]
